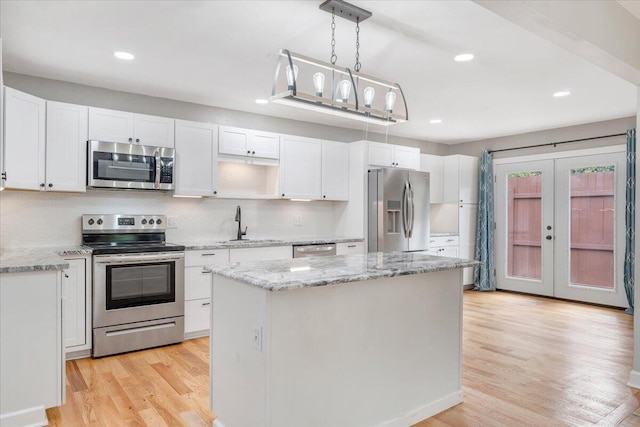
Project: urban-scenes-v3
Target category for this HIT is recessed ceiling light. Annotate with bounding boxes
[255,99,269,104]
[114,51,135,60]
[430,119,442,124]
[553,91,571,97]
[454,53,474,62]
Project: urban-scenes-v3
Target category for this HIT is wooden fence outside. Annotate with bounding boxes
[507,171,614,288]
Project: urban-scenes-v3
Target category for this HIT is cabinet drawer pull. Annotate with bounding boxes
[201,253,217,256]
[347,245,356,248]
[202,302,211,306]
[446,239,455,242]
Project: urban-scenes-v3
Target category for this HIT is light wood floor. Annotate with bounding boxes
[46,291,639,426]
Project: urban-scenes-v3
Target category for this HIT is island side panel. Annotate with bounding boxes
[211,275,268,427]
[266,270,463,427]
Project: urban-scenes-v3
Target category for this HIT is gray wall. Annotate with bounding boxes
[449,116,636,158]
[3,72,449,155]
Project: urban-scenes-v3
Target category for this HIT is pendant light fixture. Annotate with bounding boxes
[269,0,408,126]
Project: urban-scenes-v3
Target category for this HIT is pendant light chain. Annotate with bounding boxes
[330,8,337,65]
[354,17,361,72]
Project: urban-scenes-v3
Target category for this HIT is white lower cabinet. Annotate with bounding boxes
[229,246,293,262]
[336,241,365,255]
[1,270,64,425]
[63,257,92,356]
[427,235,460,258]
[184,249,229,337]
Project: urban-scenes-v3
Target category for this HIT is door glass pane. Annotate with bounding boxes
[507,172,542,280]
[569,166,615,289]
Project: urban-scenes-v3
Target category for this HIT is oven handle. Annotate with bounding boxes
[95,253,184,264]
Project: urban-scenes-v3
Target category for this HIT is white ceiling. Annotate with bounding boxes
[0,0,637,144]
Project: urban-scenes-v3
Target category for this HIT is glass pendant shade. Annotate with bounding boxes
[313,72,325,97]
[339,79,352,102]
[363,87,375,108]
[286,64,299,90]
[384,91,397,113]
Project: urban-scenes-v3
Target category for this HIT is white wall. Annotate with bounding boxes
[0,190,339,248]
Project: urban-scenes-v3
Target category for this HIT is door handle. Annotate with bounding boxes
[154,150,161,189]
[546,235,553,240]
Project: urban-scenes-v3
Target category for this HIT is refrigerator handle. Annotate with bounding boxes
[402,182,409,238]
[408,182,415,237]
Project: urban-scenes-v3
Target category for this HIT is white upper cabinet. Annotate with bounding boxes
[368,141,419,170]
[219,126,280,159]
[174,120,218,197]
[88,107,133,144]
[279,135,321,199]
[420,154,444,204]
[393,145,420,170]
[321,140,349,201]
[443,155,479,204]
[4,89,87,192]
[88,107,174,148]
[3,87,46,190]
[46,101,88,192]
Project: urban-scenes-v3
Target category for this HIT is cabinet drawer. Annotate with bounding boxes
[336,241,365,255]
[185,267,211,300]
[429,235,459,247]
[185,249,229,267]
[185,298,211,335]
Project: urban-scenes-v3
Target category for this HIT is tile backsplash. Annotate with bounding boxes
[0,189,339,248]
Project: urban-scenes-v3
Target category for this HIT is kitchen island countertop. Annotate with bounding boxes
[206,251,479,291]
[0,246,92,274]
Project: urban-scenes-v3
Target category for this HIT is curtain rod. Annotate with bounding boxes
[487,132,627,154]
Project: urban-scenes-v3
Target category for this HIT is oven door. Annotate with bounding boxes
[88,140,174,190]
[93,252,185,328]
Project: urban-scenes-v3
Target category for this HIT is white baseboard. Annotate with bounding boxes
[185,330,210,340]
[628,370,640,389]
[0,405,48,427]
[374,390,464,427]
[65,348,91,360]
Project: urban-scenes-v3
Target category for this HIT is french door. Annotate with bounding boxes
[495,152,628,308]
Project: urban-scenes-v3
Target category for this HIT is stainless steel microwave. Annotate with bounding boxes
[88,140,175,190]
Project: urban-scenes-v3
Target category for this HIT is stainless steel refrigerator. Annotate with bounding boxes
[368,168,430,252]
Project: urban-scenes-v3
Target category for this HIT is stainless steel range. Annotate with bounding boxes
[82,214,185,358]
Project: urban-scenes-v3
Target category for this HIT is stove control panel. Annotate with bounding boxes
[82,214,168,233]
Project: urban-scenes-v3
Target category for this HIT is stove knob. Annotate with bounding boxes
[141,219,147,225]
[149,219,155,225]
[97,219,103,225]
[88,219,94,225]
[156,219,162,225]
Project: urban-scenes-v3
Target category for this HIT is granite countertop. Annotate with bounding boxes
[181,236,363,250]
[206,251,480,291]
[0,246,93,274]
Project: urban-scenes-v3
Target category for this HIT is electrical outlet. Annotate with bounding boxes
[167,216,178,228]
[252,325,262,351]
[293,215,303,226]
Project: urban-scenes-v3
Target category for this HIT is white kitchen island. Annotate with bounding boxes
[206,252,478,427]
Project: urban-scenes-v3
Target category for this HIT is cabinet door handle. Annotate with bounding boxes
[48,183,53,188]
[136,138,140,143]
[202,302,211,306]
[40,183,45,188]
[247,150,251,154]
[252,151,255,155]
[128,137,133,142]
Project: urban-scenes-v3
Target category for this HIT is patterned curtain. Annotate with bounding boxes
[624,128,636,314]
[474,150,496,291]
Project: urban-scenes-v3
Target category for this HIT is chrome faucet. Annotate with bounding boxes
[235,205,247,240]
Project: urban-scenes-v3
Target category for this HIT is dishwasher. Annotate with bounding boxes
[293,243,337,258]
